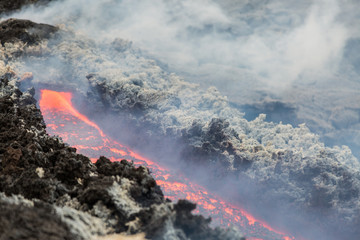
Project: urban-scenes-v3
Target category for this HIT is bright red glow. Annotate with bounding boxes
[39,89,297,240]
[40,90,106,137]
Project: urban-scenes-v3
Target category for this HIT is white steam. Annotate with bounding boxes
[282,0,348,81]
[8,0,353,91]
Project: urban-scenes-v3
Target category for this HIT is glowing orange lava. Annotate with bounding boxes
[39,90,106,137]
[39,89,296,240]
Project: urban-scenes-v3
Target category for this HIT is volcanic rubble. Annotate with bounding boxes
[0,68,245,239]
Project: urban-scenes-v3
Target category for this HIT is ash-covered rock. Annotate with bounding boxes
[0,0,52,15]
[0,193,76,240]
[0,18,58,47]
[0,72,244,239]
[135,199,242,240]
[83,63,360,236]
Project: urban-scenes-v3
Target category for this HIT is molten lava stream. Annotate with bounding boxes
[39,89,296,240]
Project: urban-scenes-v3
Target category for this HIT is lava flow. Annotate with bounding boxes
[39,89,296,240]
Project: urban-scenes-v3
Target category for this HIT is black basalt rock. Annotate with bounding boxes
[0,200,76,240]
[0,18,58,46]
[0,0,53,15]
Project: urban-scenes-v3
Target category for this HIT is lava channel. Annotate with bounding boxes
[39,89,296,240]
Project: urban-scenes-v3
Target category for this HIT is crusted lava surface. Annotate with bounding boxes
[0,72,244,239]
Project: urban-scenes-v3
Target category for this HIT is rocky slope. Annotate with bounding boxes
[0,69,244,239]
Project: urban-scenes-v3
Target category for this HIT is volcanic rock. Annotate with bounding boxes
[0,18,58,46]
[0,72,244,239]
[0,0,52,15]
[0,193,76,240]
